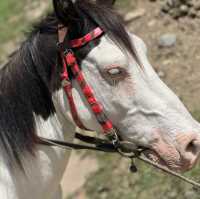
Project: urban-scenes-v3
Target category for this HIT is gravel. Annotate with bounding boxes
[158,0,200,19]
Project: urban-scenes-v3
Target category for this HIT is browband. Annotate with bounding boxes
[69,27,104,48]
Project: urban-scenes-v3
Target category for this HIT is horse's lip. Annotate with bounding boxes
[143,149,169,168]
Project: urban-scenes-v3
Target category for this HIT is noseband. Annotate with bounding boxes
[37,25,200,189]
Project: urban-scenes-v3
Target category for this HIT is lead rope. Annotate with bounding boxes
[136,156,200,189]
[38,133,200,189]
[117,147,200,189]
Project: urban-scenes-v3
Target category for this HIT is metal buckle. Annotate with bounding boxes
[63,48,74,56]
[56,42,65,52]
[56,42,74,56]
[61,79,71,87]
[117,141,147,158]
[106,128,120,147]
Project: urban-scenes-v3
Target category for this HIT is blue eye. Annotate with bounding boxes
[102,67,129,86]
[107,67,124,77]
[107,68,122,75]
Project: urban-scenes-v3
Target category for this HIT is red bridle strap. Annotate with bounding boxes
[61,57,89,130]
[69,27,104,48]
[64,51,114,135]
[59,26,117,137]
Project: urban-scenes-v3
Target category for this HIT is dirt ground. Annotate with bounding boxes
[61,151,98,199]
[62,1,200,198]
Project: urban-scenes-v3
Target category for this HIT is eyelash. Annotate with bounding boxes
[103,67,129,86]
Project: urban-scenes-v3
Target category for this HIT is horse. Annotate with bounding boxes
[0,0,200,198]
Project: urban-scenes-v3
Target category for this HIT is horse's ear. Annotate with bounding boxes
[52,0,79,25]
[96,0,116,6]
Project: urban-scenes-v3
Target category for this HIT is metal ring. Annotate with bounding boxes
[117,141,145,158]
[117,147,138,158]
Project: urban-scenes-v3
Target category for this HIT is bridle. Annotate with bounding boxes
[39,24,143,159]
[37,24,200,189]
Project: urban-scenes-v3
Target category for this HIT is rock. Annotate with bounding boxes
[180,5,189,15]
[124,9,146,22]
[166,0,177,7]
[161,3,171,13]
[148,20,157,27]
[158,34,177,48]
[186,1,194,7]
[158,71,166,78]
[169,8,182,18]
[160,0,200,19]
[166,0,173,7]
[163,59,173,66]
[169,0,181,7]
[197,11,200,18]
[194,2,200,10]
[188,7,197,18]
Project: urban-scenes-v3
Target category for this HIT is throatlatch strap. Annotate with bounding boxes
[61,57,88,130]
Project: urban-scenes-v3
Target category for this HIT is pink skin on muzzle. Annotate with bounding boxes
[144,130,200,172]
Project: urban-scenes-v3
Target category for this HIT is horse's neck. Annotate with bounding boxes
[0,35,79,199]
[33,87,76,142]
[6,89,76,199]
[52,88,76,140]
[0,88,76,199]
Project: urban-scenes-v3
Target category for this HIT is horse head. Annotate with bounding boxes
[52,0,200,172]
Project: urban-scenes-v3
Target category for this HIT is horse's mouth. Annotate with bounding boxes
[143,149,172,170]
[143,148,200,172]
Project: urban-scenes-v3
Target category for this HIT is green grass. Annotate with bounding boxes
[0,0,50,62]
[115,0,135,9]
[0,0,132,62]
[192,110,200,122]
[0,0,133,47]
[81,151,200,199]
[0,0,29,44]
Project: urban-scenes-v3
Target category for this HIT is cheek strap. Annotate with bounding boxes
[62,50,115,135]
[58,26,118,140]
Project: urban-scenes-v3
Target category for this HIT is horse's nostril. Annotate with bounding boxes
[185,139,200,155]
[177,136,200,170]
[186,140,197,154]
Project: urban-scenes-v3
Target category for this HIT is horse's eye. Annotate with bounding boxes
[107,68,122,76]
[102,67,128,86]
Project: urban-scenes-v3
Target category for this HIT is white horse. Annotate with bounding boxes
[0,0,200,198]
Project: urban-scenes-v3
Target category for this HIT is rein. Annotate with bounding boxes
[39,132,200,189]
[37,25,200,190]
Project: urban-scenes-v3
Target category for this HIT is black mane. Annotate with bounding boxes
[0,0,136,170]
